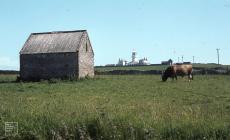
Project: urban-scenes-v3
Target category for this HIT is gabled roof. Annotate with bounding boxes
[20,30,87,54]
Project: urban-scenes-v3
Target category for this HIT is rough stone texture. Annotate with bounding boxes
[20,30,94,81]
[20,53,78,80]
[78,32,94,78]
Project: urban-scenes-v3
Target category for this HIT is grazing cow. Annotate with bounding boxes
[162,64,193,82]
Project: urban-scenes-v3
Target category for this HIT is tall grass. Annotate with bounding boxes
[0,75,230,139]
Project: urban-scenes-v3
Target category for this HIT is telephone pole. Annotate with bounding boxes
[193,56,195,64]
[216,48,220,65]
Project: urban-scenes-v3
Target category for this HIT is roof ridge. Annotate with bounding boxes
[31,30,87,35]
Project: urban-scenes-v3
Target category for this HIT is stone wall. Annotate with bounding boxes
[78,32,94,78]
[20,52,78,80]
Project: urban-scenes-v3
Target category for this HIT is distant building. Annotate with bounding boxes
[131,51,138,63]
[20,30,94,81]
[175,62,191,65]
[161,59,173,65]
[183,62,191,64]
[127,51,139,65]
[117,59,128,66]
[139,58,150,65]
[116,50,150,66]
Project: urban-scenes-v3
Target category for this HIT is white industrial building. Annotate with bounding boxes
[117,51,150,66]
[117,59,128,66]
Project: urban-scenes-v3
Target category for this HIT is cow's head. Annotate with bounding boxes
[161,71,168,82]
[161,66,172,82]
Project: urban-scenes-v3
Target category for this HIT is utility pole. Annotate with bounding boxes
[182,55,184,63]
[178,57,180,63]
[173,50,176,63]
[216,48,220,65]
[193,56,195,64]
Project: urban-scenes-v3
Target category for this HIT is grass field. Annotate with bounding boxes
[95,65,168,72]
[95,64,230,72]
[0,74,230,139]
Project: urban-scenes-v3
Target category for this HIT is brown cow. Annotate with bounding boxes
[162,64,193,82]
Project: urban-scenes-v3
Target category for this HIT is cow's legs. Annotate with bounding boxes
[171,74,177,81]
[188,73,193,81]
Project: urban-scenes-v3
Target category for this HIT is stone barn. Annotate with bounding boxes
[19,30,94,81]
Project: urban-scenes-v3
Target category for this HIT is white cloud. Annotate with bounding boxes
[0,57,19,70]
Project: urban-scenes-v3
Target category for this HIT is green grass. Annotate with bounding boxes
[0,74,230,139]
[95,65,168,72]
[193,64,230,69]
[95,64,230,72]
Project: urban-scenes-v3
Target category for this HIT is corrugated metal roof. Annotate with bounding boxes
[20,30,87,54]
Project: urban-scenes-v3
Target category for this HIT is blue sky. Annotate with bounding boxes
[0,0,230,70]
